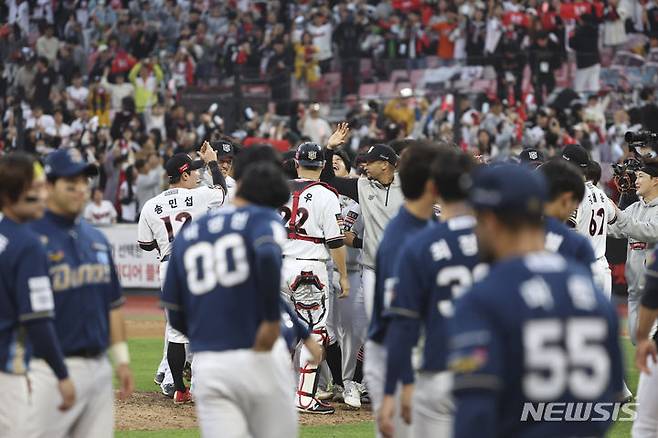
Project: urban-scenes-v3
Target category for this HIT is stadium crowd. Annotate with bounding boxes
[1,0,658,220]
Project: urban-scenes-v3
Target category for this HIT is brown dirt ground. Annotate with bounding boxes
[116,392,373,430]
[126,318,165,338]
[120,318,374,430]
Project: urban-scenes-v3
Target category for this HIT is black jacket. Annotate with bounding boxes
[569,22,600,69]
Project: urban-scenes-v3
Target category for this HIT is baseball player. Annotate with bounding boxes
[331,149,369,409]
[450,164,623,438]
[633,248,658,438]
[138,144,225,402]
[366,143,441,438]
[27,148,134,438]
[161,162,297,438]
[379,147,481,438]
[562,145,616,298]
[0,154,75,438]
[538,160,596,267]
[321,124,404,322]
[280,141,349,415]
[201,139,236,203]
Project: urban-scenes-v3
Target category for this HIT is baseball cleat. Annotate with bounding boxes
[183,362,192,381]
[357,383,370,404]
[343,381,361,409]
[297,399,335,415]
[154,372,165,386]
[173,388,193,405]
[332,384,344,403]
[316,387,333,401]
[161,383,175,399]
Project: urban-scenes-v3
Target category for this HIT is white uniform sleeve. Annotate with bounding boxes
[137,206,155,246]
[321,191,344,245]
[604,195,616,224]
[199,185,225,210]
[83,203,93,222]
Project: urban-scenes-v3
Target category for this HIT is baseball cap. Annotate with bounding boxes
[519,148,545,167]
[469,163,548,215]
[364,144,398,165]
[212,140,235,158]
[45,148,98,179]
[165,153,204,180]
[561,144,590,168]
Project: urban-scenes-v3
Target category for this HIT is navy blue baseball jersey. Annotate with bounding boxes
[368,206,431,344]
[544,216,596,268]
[0,216,55,373]
[161,205,286,353]
[449,251,623,438]
[30,211,124,355]
[384,215,485,394]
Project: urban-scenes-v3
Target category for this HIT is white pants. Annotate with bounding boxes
[574,63,601,94]
[0,372,29,438]
[591,257,612,300]
[363,267,376,322]
[632,358,658,438]
[26,356,113,438]
[364,340,413,438]
[412,372,454,438]
[193,339,297,438]
[337,270,368,381]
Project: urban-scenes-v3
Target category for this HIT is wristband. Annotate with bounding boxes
[109,342,130,365]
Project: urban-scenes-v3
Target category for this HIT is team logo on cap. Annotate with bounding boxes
[68,148,83,163]
[222,143,231,153]
[529,151,538,160]
[308,150,317,160]
[179,163,190,174]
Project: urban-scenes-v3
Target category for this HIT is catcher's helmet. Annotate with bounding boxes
[295,142,324,168]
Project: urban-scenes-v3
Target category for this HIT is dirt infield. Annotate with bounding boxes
[120,297,374,430]
[116,392,374,430]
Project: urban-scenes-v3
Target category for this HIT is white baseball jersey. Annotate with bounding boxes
[280,179,344,260]
[570,181,616,259]
[138,186,224,259]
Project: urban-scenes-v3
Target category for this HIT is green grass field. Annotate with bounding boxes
[117,337,640,438]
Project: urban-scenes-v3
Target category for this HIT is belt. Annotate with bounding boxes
[65,348,104,359]
[283,256,328,262]
[161,254,170,262]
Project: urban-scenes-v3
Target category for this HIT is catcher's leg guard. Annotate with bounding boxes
[296,328,329,409]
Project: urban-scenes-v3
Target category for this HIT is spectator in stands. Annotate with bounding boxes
[603,0,629,47]
[135,155,164,212]
[267,39,293,115]
[84,187,118,226]
[300,103,332,146]
[528,31,562,106]
[465,5,487,65]
[129,58,163,114]
[639,87,658,133]
[495,33,525,103]
[36,24,60,64]
[33,57,57,113]
[570,13,601,94]
[101,69,135,114]
[294,32,320,85]
[433,7,460,65]
[65,72,89,111]
[308,10,334,74]
[119,164,138,223]
[333,9,364,96]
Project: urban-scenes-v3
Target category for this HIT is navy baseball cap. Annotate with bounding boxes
[364,144,398,165]
[45,148,98,178]
[561,144,590,168]
[165,153,204,180]
[469,164,548,215]
[519,148,545,167]
[212,140,235,158]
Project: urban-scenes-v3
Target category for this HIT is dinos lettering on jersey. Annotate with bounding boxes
[49,262,112,291]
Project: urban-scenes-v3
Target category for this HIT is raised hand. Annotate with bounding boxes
[326,122,350,150]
